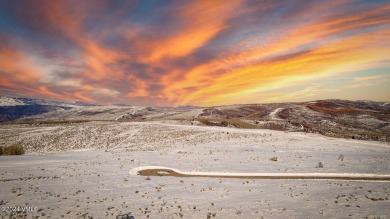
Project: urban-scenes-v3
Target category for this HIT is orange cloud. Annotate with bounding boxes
[29,0,126,82]
[74,91,95,102]
[0,48,42,87]
[36,85,74,101]
[19,1,127,100]
[80,39,125,81]
[221,3,390,71]
[139,0,242,64]
[0,46,79,102]
[158,2,390,106]
[127,74,149,97]
[181,30,390,105]
[40,0,82,40]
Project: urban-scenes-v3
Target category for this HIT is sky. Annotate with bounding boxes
[0,0,389,106]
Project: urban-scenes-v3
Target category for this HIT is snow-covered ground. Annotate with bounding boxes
[0,122,389,218]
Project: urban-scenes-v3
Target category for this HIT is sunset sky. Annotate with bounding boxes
[0,0,389,106]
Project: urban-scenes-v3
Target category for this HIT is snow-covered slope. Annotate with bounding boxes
[0,97,26,106]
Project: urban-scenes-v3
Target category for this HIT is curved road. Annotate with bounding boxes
[130,166,390,182]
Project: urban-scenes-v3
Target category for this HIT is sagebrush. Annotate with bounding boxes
[1,144,25,155]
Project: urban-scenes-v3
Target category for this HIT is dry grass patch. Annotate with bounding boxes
[196,118,259,129]
[1,144,25,155]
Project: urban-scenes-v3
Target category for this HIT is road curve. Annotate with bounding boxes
[129,166,390,181]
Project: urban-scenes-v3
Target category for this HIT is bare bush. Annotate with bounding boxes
[2,144,25,155]
[270,157,278,162]
[316,162,323,168]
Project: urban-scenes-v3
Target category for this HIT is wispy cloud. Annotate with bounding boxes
[354,75,385,81]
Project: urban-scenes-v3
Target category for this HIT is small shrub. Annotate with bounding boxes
[0,147,3,155]
[2,144,25,155]
[316,162,323,168]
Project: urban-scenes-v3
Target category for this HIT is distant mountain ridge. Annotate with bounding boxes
[0,96,389,142]
[0,96,97,107]
[0,96,97,122]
